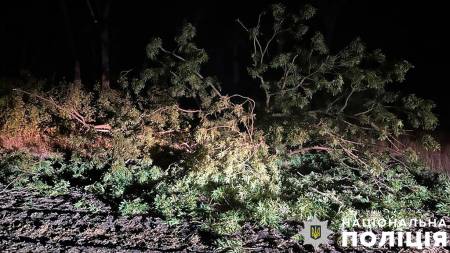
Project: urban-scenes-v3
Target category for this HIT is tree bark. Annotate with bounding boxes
[99,1,111,89]
[86,0,111,89]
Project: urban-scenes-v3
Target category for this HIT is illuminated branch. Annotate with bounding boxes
[13,88,111,133]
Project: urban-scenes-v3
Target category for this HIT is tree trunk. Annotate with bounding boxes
[100,1,111,90]
[100,27,109,89]
[74,60,81,85]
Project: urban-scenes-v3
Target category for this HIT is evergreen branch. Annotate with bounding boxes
[12,88,111,133]
[289,146,332,155]
[339,87,355,113]
[158,46,222,97]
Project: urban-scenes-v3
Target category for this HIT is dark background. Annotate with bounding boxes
[1,1,449,129]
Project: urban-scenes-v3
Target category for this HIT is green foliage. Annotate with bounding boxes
[142,22,219,107]
[74,199,101,213]
[239,3,438,169]
[119,198,150,216]
[215,238,244,253]
[30,179,71,196]
[279,153,445,230]
[0,151,34,186]
[434,175,450,215]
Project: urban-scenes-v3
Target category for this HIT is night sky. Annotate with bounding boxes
[1,1,449,128]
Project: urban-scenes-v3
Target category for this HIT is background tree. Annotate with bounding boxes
[86,0,112,89]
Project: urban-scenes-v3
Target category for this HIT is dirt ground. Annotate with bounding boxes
[1,185,449,252]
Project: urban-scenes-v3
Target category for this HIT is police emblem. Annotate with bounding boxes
[299,216,333,251]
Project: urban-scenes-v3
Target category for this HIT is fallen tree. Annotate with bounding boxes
[0,3,448,251]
